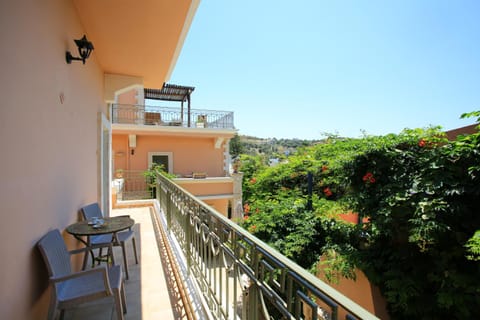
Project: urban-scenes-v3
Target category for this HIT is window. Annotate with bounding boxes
[148,152,173,174]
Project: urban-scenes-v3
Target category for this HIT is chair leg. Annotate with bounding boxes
[47,292,58,320]
[82,250,89,270]
[121,281,127,314]
[132,237,139,264]
[98,247,103,265]
[113,288,125,320]
[121,243,129,280]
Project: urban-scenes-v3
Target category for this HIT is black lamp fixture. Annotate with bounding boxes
[66,35,94,64]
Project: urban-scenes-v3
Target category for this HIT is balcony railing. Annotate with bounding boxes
[111,104,235,129]
[156,173,379,320]
[114,170,155,201]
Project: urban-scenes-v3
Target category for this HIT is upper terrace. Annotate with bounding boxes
[111,104,235,130]
[111,84,234,132]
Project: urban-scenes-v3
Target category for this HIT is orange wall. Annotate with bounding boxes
[176,181,233,196]
[0,1,106,318]
[113,134,227,177]
[117,88,139,104]
[317,267,390,319]
[202,199,230,216]
[176,180,233,215]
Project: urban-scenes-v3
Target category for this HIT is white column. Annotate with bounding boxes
[231,172,244,220]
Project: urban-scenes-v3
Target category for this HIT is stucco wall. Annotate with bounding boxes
[317,266,390,319]
[176,181,233,196]
[0,1,106,318]
[202,199,230,216]
[113,134,227,177]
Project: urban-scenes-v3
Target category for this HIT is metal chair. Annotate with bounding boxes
[81,203,138,279]
[37,229,127,320]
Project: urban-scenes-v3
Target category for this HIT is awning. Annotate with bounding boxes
[145,83,195,102]
[145,83,195,126]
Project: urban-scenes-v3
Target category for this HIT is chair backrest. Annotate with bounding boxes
[37,229,72,278]
[81,202,103,220]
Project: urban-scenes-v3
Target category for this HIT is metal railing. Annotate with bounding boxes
[115,170,155,201]
[157,173,379,320]
[111,104,235,129]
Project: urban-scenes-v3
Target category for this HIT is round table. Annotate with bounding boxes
[66,216,135,268]
[67,216,134,237]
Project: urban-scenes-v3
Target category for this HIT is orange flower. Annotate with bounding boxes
[249,177,257,184]
[248,225,257,233]
[418,139,426,147]
[362,172,376,184]
[323,187,333,197]
[322,165,329,172]
[243,203,250,214]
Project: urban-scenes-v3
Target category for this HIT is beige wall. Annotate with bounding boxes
[113,134,227,177]
[0,1,106,318]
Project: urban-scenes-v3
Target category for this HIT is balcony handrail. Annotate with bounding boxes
[156,173,379,320]
[111,103,235,129]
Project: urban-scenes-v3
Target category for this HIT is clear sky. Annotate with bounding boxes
[168,0,480,139]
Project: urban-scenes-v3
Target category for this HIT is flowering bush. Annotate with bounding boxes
[343,122,480,318]
[238,112,480,319]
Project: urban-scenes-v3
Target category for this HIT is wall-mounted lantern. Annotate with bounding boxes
[66,35,94,64]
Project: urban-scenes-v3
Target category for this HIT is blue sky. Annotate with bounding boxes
[169,0,480,139]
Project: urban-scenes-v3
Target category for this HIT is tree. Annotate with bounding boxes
[229,133,244,158]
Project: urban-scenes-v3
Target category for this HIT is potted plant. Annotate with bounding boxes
[196,115,206,128]
[115,169,124,179]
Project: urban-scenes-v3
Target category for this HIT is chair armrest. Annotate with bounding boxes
[50,265,107,282]
[50,266,113,295]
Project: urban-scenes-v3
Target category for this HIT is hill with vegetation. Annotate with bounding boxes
[229,134,322,159]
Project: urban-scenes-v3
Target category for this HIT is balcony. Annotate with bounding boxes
[68,175,378,320]
[111,104,235,130]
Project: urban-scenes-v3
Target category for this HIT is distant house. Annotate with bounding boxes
[445,124,478,140]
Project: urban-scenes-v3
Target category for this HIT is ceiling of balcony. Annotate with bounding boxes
[73,0,199,88]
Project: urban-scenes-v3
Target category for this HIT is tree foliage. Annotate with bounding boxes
[237,114,480,319]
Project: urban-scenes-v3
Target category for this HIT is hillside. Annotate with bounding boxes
[230,134,323,158]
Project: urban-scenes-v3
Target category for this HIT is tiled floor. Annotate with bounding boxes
[64,206,177,320]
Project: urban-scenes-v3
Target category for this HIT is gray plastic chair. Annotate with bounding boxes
[37,229,127,320]
[81,203,138,279]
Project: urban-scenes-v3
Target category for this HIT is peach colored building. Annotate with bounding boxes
[110,85,242,217]
[0,1,200,319]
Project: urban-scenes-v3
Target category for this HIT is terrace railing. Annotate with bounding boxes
[114,170,154,201]
[111,104,235,129]
[156,173,379,320]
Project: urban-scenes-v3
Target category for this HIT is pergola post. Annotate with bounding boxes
[187,94,191,127]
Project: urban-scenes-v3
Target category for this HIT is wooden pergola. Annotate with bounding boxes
[144,83,195,127]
